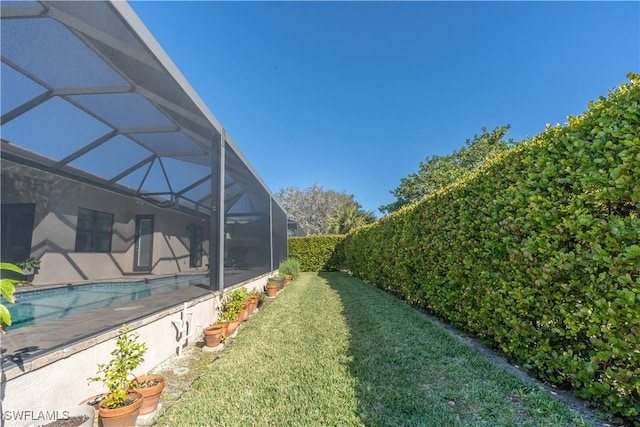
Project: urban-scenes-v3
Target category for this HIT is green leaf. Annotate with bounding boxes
[1,278,17,303]
[0,262,24,275]
[0,304,12,331]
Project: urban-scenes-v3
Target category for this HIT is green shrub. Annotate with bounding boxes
[288,235,346,271]
[278,258,302,279]
[342,73,640,424]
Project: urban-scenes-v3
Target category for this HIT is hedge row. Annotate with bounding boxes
[342,74,640,424]
[288,235,345,272]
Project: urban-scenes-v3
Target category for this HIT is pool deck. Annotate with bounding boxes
[1,284,213,381]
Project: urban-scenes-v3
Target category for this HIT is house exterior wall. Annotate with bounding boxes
[1,160,210,286]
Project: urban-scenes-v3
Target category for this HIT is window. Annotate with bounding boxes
[1,203,35,263]
[75,207,113,252]
[189,223,203,268]
[134,215,154,271]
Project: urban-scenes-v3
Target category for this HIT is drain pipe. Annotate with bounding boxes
[172,302,193,358]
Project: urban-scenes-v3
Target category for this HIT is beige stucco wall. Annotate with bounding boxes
[1,160,210,285]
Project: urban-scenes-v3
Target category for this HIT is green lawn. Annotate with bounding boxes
[155,272,593,426]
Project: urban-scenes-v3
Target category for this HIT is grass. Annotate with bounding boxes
[155,272,594,426]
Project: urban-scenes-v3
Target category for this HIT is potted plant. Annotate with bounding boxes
[227,287,250,321]
[216,313,230,338]
[203,323,225,347]
[279,258,301,286]
[248,291,260,314]
[219,290,244,336]
[1,262,32,333]
[265,277,280,298]
[217,309,236,337]
[266,276,283,295]
[130,373,165,415]
[17,257,40,277]
[87,324,147,427]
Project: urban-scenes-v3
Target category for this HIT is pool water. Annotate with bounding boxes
[6,275,208,329]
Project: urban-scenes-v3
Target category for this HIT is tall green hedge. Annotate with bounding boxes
[343,74,640,424]
[288,235,345,272]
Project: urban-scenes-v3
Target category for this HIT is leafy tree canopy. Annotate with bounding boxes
[380,125,515,214]
[276,184,375,235]
[326,202,376,234]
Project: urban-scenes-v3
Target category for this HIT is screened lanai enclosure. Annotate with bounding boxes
[1,1,288,292]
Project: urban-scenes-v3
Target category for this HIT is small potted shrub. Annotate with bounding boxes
[88,324,147,427]
[217,309,236,337]
[130,373,165,416]
[17,257,40,277]
[265,277,281,297]
[203,323,225,347]
[279,258,301,286]
[227,287,250,321]
[248,290,260,314]
[220,291,243,336]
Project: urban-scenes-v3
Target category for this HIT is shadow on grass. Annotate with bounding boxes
[318,271,593,427]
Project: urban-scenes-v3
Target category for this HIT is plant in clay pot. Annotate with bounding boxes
[17,257,41,277]
[218,308,239,337]
[248,291,260,313]
[220,289,245,336]
[227,287,250,321]
[278,258,301,285]
[266,276,283,295]
[203,323,225,347]
[87,324,147,427]
[130,373,165,415]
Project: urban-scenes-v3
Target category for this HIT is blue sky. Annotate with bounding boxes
[131,1,639,215]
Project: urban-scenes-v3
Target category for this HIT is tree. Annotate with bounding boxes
[326,202,376,234]
[275,184,373,235]
[380,125,514,214]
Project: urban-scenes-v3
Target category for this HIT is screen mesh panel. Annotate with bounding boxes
[1,1,286,294]
[223,146,272,287]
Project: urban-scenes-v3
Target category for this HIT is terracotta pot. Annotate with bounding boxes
[248,295,258,313]
[131,374,165,415]
[268,277,284,291]
[266,283,278,298]
[283,274,293,286]
[241,301,251,321]
[227,317,240,335]
[217,321,230,337]
[98,392,143,427]
[203,324,224,347]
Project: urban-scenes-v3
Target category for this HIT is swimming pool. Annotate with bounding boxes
[7,274,208,330]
